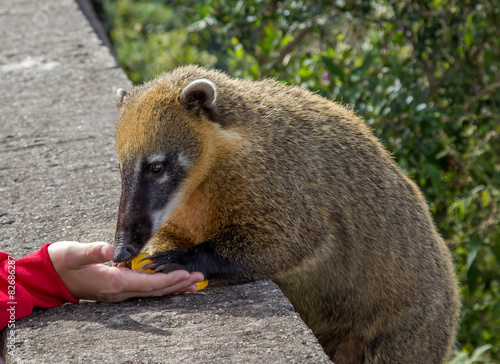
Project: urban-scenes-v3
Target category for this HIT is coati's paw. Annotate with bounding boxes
[140,249,193,273]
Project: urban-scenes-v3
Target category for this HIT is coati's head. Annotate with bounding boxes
[113,77,220,262]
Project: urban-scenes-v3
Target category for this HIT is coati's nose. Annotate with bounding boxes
[113,221,152,263]
[113,245,138,263]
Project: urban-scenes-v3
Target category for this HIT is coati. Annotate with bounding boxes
[112,65,460,363]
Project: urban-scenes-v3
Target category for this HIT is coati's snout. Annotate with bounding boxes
[113,154,189,263]
[114,218,151,262]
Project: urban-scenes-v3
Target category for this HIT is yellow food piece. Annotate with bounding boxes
[130,252,154,273]
[196,280,209,291]
[129,253,209,291]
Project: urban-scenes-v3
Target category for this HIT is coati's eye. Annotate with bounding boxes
[149,162,164,175]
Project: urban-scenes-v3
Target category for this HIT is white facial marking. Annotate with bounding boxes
[156,173,170,184]
[133,158,142,175]
[151,186,186,234]
[177,152,191,168]
[147,154,165,164]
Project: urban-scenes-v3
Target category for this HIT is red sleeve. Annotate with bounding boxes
[0,243,78,330]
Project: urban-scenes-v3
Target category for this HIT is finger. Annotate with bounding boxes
[84,242,114,265]
[99,243,114,262]
[47,241,83,274]
[153,274,205,295]
[174,283,199,294]
[110,268,191,293]
[55,241,113,268]
[100,270,204,302]
[105,280,197,302]
[189,271,205,283]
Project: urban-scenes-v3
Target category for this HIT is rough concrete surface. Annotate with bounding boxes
[13,281,329,363]
[0,0,330,362]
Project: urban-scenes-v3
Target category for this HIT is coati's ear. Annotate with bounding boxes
[179,79,217,114]
[116,88,128,108]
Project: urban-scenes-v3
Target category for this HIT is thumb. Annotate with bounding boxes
[76,242,114,266]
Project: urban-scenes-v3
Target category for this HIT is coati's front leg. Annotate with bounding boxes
[142,230,272,283]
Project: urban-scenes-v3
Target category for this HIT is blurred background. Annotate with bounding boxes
[93,0,499,362]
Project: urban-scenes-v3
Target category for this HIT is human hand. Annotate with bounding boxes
[47,241,205,302]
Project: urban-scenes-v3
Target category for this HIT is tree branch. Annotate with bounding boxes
[462,82,500,112]
[269,23,315,69]
[268,8,339,70]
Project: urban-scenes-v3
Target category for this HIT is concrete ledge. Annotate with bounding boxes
[0,0,330,362]
[10,281,329,363]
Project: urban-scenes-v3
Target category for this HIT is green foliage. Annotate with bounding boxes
[103,0,500,360]
[103,0,217,83]
[450,344,494,364]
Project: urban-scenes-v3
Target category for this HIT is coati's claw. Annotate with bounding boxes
[153,265,167,273]
[139,249,192,274]
[138,255,153,264]
[139,262,156,272]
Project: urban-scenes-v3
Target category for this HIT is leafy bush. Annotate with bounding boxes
[103,0,500,360]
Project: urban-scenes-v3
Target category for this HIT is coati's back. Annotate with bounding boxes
[114,66,460,363]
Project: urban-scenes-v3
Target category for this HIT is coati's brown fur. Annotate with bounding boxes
[114,65,460,363]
